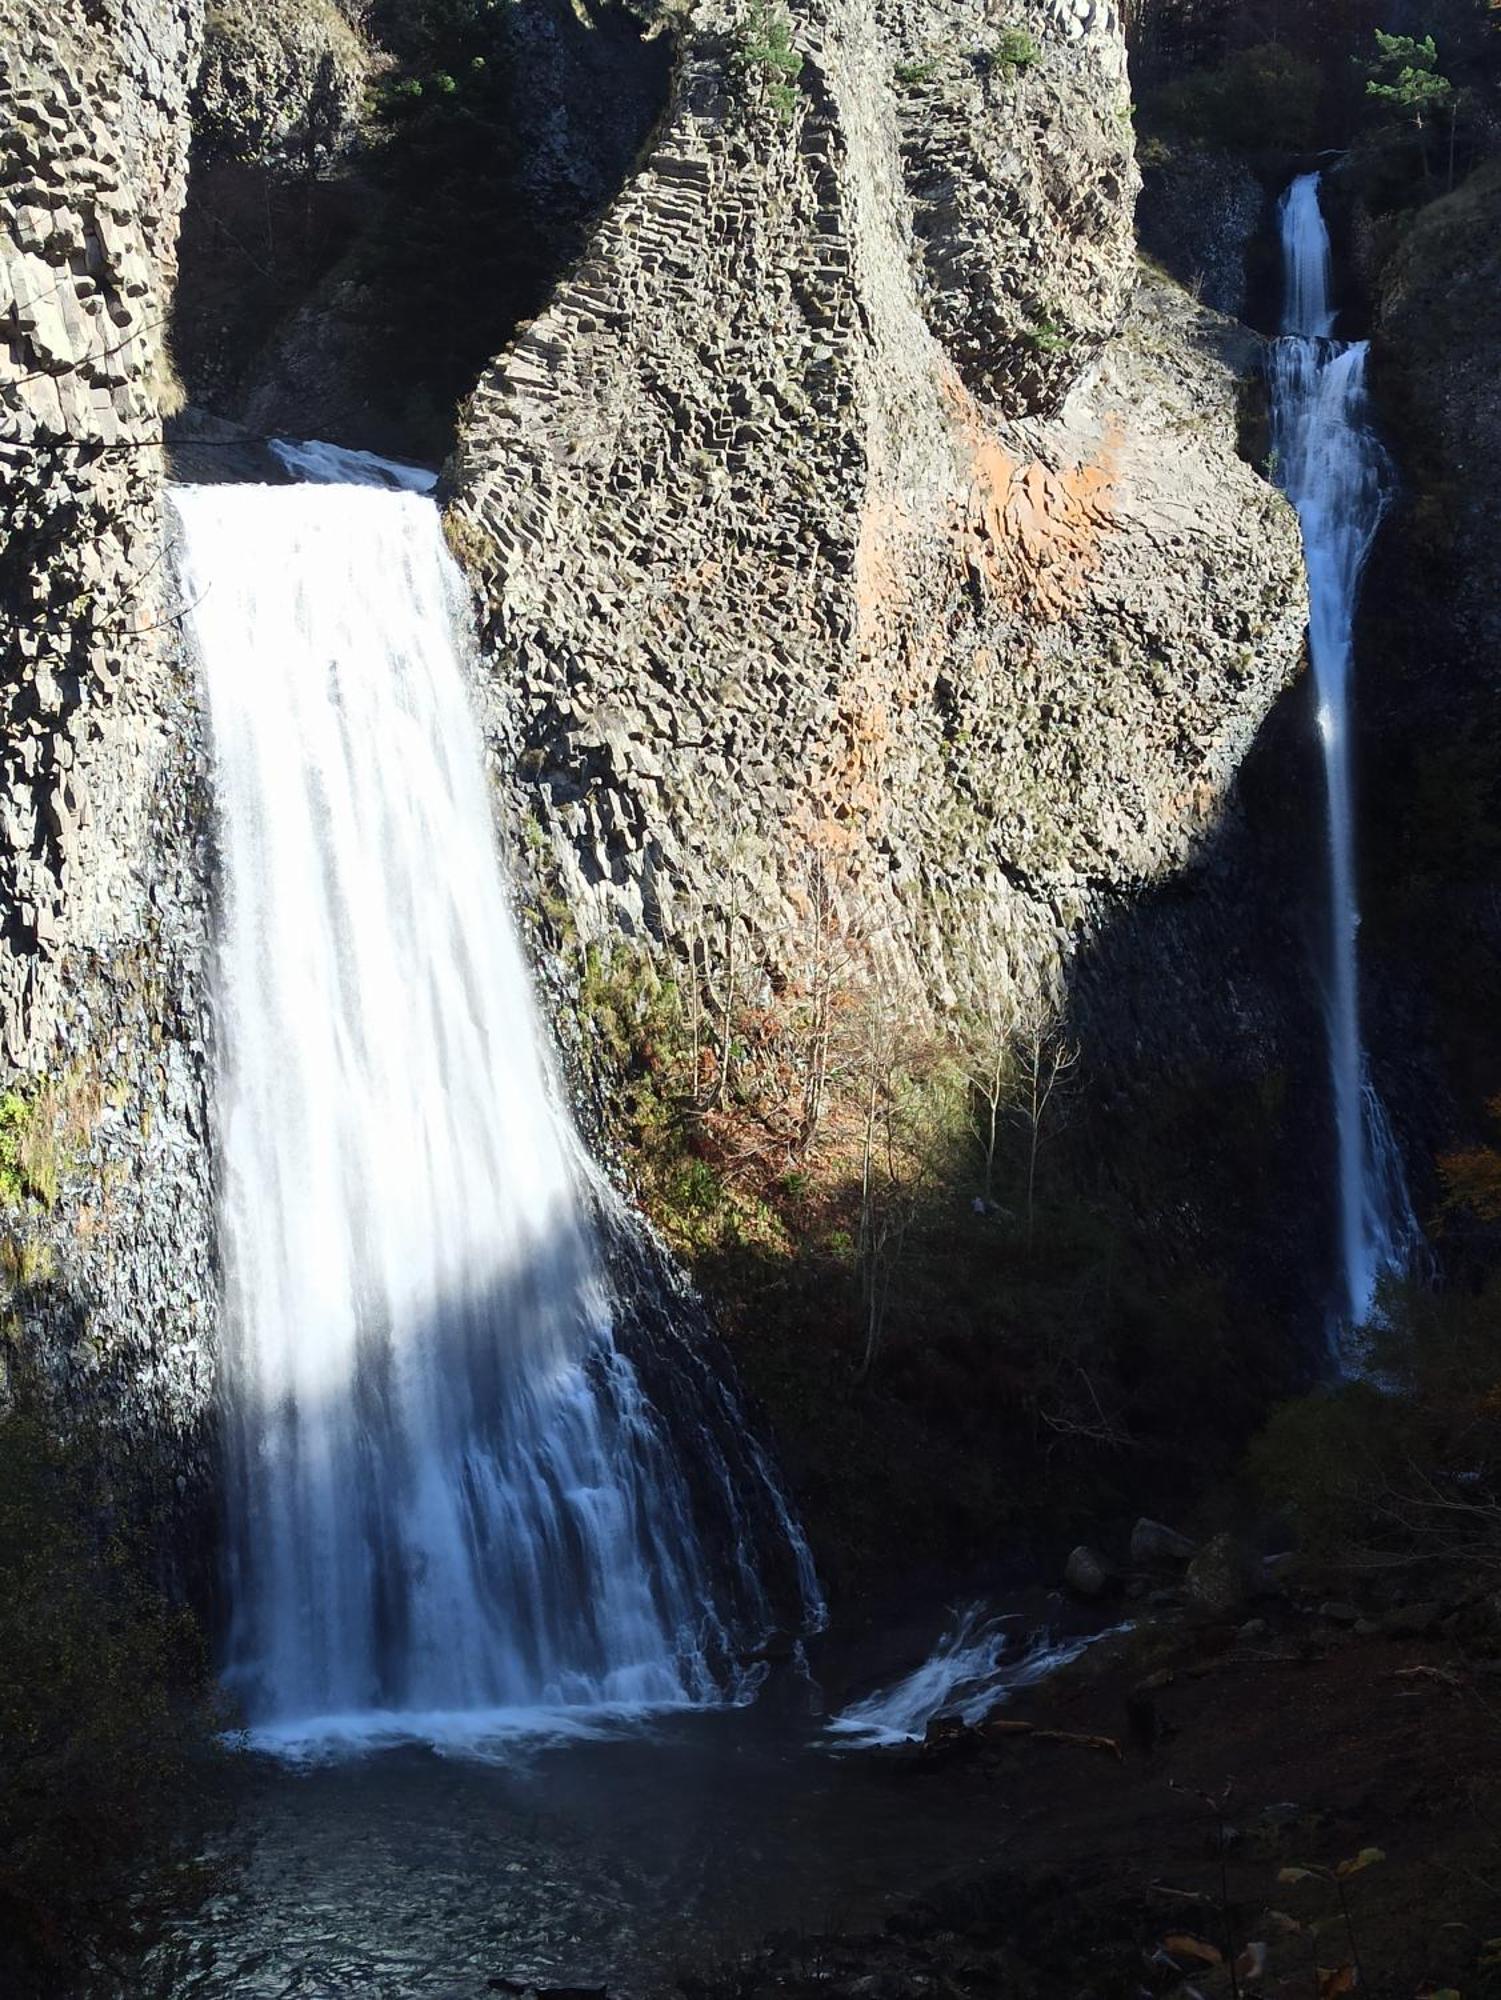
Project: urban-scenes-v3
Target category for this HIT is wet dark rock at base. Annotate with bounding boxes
[1129,1518,1198,1568]
[1183,1532,1258,1615]
[1318,1600,1360,1626]
[1065,1545,1113,1599]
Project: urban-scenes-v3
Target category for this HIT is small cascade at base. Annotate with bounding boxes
[825,1606,1125,1750]
[173,454,819,1746]
[1268,172,1421,1337]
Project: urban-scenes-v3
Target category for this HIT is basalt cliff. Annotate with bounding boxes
[1,0,1310,1549]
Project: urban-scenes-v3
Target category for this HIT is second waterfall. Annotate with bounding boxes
[1269,172,1416,1334]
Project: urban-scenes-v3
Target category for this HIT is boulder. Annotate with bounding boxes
[1130,1518,1197,1568]
[1185,1532,1257,1615]
[1381,1601,1442,1638]
[1065,1545,1112,1599]
[1261,1550,1300,1589]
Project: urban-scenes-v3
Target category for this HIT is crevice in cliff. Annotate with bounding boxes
[170,0,675,461]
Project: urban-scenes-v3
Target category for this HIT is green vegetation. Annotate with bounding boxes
[0,1092,38,1206]
[1021,317,1071,355]
[0,1406,232,1997]
[0,1233,56,1290]
[1141,41,1322,154]
[893,57,938,86]
[1364,29,1461,187]
[1345,7,1500,212]
[989,25,1041,74]
[0,1069,105,1215]
[730,0,806,123]
[1366,29,1454,125]
[0,1083,64,1209]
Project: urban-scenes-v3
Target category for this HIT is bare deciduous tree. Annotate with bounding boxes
[1008,991,1080,1253]
[954,991,1016,1209]
[787,850,868,1157]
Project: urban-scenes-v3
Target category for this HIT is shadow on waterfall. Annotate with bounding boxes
[216,1189,822,1738]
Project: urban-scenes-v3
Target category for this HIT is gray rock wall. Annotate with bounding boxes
[450,0,1306,1035]
[192,0,372,168]
[1137,144,1266,321]
[0,0,1318,1535]
[1353,158,1501,1167]
[0,0,217,1498]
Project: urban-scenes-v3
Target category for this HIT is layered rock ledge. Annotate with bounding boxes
[449,0,1306,1020]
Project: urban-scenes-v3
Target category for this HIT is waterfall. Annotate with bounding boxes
[173,452,819,1747]
[1269,173,1418,1334]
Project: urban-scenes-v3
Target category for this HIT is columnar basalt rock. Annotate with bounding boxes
[192,0,372,169]
[0,0,216,1477]
[0,0,1315,1511]
[886,0,1135,414]
[449,0,1306,1033]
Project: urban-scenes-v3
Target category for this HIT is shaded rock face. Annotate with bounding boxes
[1185,1530,1256,1614]
[173,0,671,458]
[170,0,380,434]
[1136,144,1266,322]
[1368,163,1501,690]
[192,0,372,167]
[1355,160,1501,1158]
[0,0,217,1520]
[450,0,1305,1035]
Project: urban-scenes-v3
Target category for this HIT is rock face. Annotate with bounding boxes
[169,0,379,435]
[1185,1530,1256,1614]
[0,0,1318,1582]
[0,0,217,1516]
[450,0,1305,1031]
[1130,1517,1196,1567]
[1368,161,1501,687]
[1137,144,1266,321]
[1356,158,1501,1157]
[192,0,371,168]
[174,0,671,458]
[890,0,1136,415]
[1065,1543,1111,1597]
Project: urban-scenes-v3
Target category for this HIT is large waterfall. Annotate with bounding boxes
[1269,173,1417,1333]
[173,457,818,1746]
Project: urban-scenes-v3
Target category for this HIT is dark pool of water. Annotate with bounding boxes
[169,1592,1093,2000]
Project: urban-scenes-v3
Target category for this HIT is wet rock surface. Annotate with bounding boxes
[1130,1517,1198,1567]
[1066,1544,1113,1597]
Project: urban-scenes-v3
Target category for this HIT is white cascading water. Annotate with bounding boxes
[173,449,819,1748]
[825,1606,1125,1750]
[1269,173,1418,1333]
